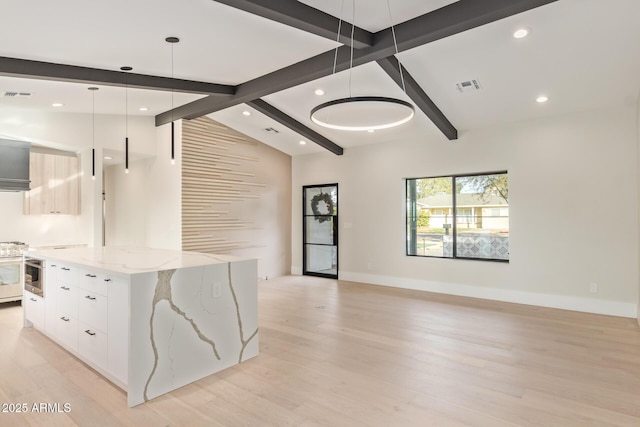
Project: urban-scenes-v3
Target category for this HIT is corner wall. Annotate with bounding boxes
[292,106,639,318]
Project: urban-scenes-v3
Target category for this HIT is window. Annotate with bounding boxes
[406,172,509,261]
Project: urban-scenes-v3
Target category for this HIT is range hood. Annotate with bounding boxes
[0,139,31,192]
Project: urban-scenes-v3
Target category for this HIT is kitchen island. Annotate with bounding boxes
[24,247,258,407]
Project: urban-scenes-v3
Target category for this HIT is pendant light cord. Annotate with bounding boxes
[348,0,355,98]
[92,90,95,149]
[386,0,406,93]
[171,42,175,121]
[331,0,345,75]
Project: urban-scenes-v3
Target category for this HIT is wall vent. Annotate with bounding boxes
[456,80,481,93]
[4,91,31,97]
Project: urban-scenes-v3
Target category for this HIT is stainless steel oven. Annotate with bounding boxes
[0,258,23,302]
[24,258,44,298]
[0,241,27,303]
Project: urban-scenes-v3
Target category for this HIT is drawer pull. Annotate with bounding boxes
[84,330,96,336]
[85,295,96,301]
[60,316,70,322]
[104,279,112,282]
[60,286,70,291]
[30,297,37,302]
[61,267,70,271]
[85,274,97,278]
[51,264,57,267]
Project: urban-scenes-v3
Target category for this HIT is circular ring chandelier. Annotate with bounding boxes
[310,96,415,132]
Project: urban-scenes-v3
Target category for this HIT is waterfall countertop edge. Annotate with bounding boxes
[26,246,254,275]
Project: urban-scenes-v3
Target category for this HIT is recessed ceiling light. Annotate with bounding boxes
[139,107,148,111]
[314,89,325,96]
[104,156,112,160]
[367,129,375,133]
[52,102,63,107]
[242,110,251,116]
[513,27,530,39]
[536,95,549,103]
[299,140,307,145]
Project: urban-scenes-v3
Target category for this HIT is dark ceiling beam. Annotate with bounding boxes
[156,0,558,125]
[376,56,457,140]
[0,56,236,95]
[213,0,373,48]
[247,99,343,155]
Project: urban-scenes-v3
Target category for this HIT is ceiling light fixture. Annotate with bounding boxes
[121,66,132,174]
[166,36,180,165]
[299,140,307,145]
[88,87,99,180]
[104,156,112,160]
[310,0,414,132]
[513,27,530,39]
[52,102,63,107]
[536,95,549,103]
[314,89,325,96]
[242,110,251,116]
[139,107,148,111]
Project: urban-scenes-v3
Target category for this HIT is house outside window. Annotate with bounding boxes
[406,172,509,261]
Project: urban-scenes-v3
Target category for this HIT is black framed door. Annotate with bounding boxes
[303,184,338,279]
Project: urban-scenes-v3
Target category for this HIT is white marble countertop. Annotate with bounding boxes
[27,246,252,275]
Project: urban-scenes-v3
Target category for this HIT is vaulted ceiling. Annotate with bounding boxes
[1,0,639,156]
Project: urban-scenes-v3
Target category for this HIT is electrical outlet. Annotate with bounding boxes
[213,282,222,298]
[589,282,598,293]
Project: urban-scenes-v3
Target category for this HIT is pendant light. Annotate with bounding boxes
[310,0,414,132]
[121,66,132,174]
[166,36,179,165]
[88,87,99,180]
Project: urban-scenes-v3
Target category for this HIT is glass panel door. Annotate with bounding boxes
[303,184,338,278]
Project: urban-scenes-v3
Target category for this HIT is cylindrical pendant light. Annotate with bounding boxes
[121,66,132,174]
[88,87,99,180]
[166,36,179,165]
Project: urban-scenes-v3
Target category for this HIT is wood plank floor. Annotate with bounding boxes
[1,275,639,426]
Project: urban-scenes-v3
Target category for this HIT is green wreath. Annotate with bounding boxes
[311,192,333,222]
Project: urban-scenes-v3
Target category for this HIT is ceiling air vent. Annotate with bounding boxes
[4,91,32,97]
[456,80,481,93]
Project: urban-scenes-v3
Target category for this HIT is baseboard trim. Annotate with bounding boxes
[338,271,638,319]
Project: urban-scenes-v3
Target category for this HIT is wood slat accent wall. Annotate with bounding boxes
[181,116,279,257]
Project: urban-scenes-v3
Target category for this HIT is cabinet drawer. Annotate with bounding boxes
[57,284,78,318]
[79,322,107,371]
[78,290,107,332]
[56,315,78,351]
[57,264,78,285]
[78,270,108,296]
[25,291,45,330]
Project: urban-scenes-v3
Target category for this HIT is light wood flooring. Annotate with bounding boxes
[1,276,639,426]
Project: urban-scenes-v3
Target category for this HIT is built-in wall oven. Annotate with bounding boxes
[24,258,44,297]
[0,242,28,303]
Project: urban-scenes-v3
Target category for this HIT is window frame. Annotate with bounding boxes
[405,170,509,263]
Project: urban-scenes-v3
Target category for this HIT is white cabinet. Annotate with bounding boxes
[24,290,45,330]
[24,152,80,215]
[53,263,79,351]
[107,277,129,385]
[77,270,110,371]
[44,262,58,336]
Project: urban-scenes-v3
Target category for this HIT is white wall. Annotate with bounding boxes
[104,122,181,249]
[292,106,639,318]
[637,92,640,325]
[0,107,155,248]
